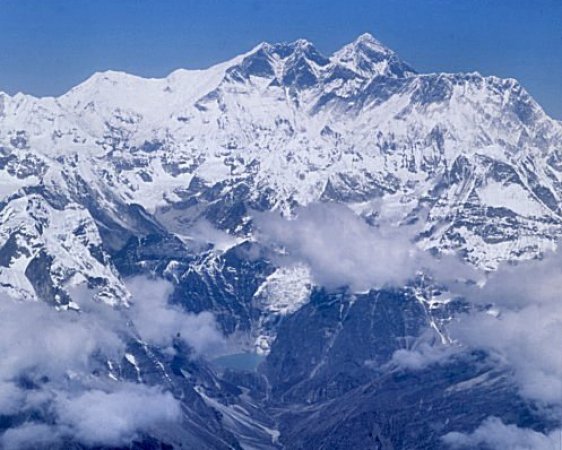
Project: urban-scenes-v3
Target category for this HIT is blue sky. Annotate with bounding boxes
[1,0,561,118]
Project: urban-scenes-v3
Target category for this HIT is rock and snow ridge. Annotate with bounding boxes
[0,32,561,306]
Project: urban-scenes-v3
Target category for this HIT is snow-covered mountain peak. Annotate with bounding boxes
[0,32,561,306]
[1,30,561,450]
[223,37,330,88]
[351,32,390,52]
[332,32,416,79]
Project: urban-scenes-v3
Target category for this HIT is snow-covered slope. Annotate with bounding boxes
[1,32,561,450]
[0,32,561,304]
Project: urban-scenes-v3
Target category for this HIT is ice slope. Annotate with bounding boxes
[0,32,561,301]
[0,32,560,450]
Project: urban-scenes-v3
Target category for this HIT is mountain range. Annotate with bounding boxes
[0,33,560,449]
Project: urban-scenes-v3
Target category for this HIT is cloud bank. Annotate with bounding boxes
[442,417,561,450]
[255,202,475,292]
[255,203,562,441]
[458,249,562,307]
[0,276,225,448]
[257,203,562,416]
[126,276,226,355]
[1,384,181,450]
[55,384,181,447]
[445,249,562,410]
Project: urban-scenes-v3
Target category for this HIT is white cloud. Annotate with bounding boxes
[389,341,455,371]
[457,249,562,307]
[187,218,242,252]
[55,384,181,447]
[0,296,124,382]
[0,277,205,448]
[1,423,60,450]
[126,276,226,355]
[442,417,561,450]
[255,202,474,292]
[449,303,562,406]
[444,248,562,409]
[0,382,25,416]
[1,384,181,449]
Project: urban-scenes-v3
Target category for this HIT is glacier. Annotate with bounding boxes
[0,33,560,449]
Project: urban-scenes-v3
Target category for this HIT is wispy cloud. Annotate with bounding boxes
[389,340,456,371]
[255,202,474,292]
[0,295,124,382]
[447,249,562,409]
[126,276,226,355]
[0,276,224,448]
[442,417,561,450]
[449,303,562,405]
[1,384,180,449]
[457,249,562,307]
[54,384,181,447]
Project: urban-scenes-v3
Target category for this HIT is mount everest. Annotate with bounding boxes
[0,33,561,449]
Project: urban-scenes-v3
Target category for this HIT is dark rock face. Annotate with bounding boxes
[25,250,72,305]
[251,288,545,449]
[0,33,559,449]
[169,243,274,335]
[264,289,431,402]
[0,186,547,449]
[275,354,544,450]
[1,213,551,448]
[90,235,551,449]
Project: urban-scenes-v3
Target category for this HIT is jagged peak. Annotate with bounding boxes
[290,38,315,51]
[331,32,416,79]
[353,32,391,53]
[245,38,326,61]
[335,32,394,59]
[247,41,274,55]
[223,38,329,85]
